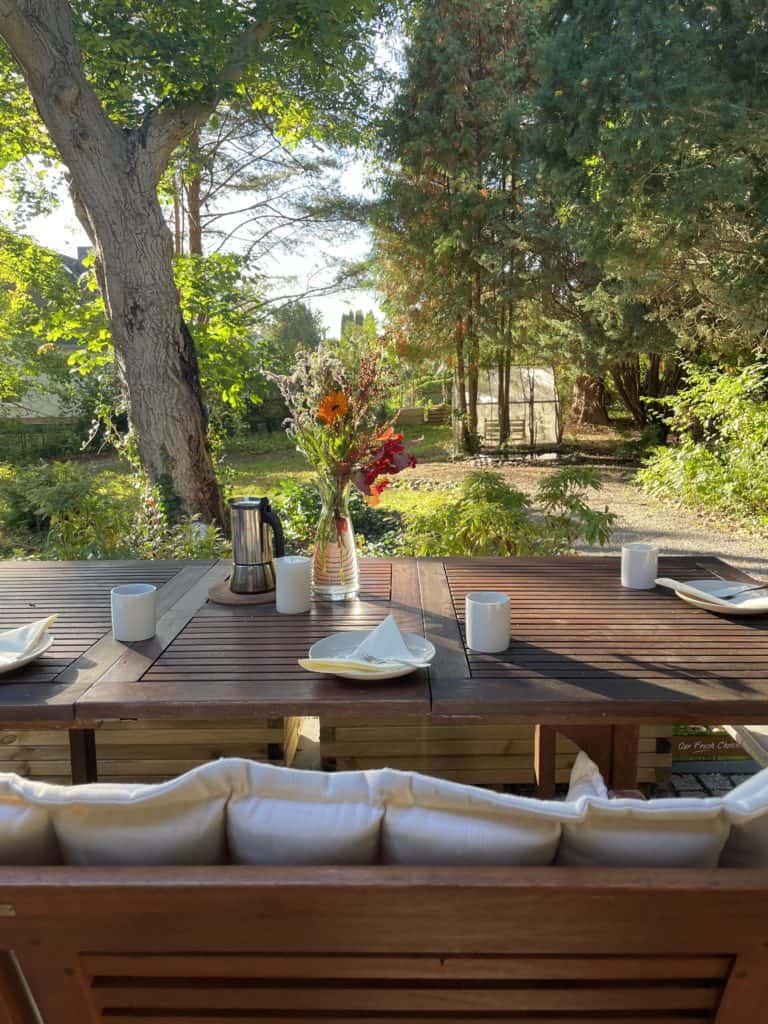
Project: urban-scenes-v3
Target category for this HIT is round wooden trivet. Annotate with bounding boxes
[208,577,277,606]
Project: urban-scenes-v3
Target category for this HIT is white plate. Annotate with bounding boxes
[675,580,768,616]
[0,633,54,676]
[306,630,435,680]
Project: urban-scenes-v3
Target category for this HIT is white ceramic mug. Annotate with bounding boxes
[111,583,157,642]
[465,591,510,653]
[621,543,659,590]
[274,555,312,614]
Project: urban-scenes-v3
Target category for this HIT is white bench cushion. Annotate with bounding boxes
[227,761,383,865]
[5,754,767,869]
[558,753,729,868]
[374,769,564,865]
[0,777,60,864]
[721,764,768,867]
[0,761,232,865]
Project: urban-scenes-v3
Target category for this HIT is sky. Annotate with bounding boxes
[23,159,382,339]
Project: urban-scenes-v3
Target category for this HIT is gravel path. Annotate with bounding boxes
[404,462,768,580]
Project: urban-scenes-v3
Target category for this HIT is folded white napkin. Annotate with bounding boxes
[0,615,57,667]
[656,577,768,610]
[349,614,419,664]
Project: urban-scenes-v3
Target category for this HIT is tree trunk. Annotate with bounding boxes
[660,355,684,398]
[610,357,646,427]
[645,353,683,443]
[571,374,611,426]
[467,329,479,440]
[172,175,184,256]
[454,320,473,454]
[503,348,512,421]
[86,185,224,523]
[186,129,203,257]
[496,350,506,444]
[497,305,512,443]
[646,352,661,399]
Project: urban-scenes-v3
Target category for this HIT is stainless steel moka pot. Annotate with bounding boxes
[229,497,285,594]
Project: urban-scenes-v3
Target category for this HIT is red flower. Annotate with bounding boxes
[352,432,417,500]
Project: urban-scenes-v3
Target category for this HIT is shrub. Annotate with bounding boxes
[402,469,615,557]
[271,478,405,556]
[638,363,768,528]
[0,461,135,558]
[0,462,231,561]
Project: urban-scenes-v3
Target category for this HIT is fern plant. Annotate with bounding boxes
[403,469,615,557]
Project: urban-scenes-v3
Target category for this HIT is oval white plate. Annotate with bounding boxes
[306,630,435,680]
[0,633,54,676]
[676,581,768,616]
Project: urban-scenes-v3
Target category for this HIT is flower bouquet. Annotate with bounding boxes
[269,345,416,600]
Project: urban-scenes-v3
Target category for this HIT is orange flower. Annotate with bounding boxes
[317,391,349,424]
[364,480,390,507]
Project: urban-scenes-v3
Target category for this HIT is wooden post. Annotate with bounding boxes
[534,725,556,798]
[69,729,97,784]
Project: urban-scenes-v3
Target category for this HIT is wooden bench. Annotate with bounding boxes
[483,418,501,443]
[483,418,526,445]
[1,866,767,1021]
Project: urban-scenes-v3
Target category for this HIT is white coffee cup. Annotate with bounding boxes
[465,591,510,653]
[621,543,658,590]
[275,555,311,614]
[111,583,157,642]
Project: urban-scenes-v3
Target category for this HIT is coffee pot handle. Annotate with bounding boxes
[264,506,285,558]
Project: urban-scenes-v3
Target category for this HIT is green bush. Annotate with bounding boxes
[638,363,768,528]
[0,461,136,558]
[0,461,232,561]
[271,478,405,556]
[402,469,615,557]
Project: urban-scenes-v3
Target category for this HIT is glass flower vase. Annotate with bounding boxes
[311,473,359,601]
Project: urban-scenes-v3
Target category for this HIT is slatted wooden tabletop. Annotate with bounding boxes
[0,560,211,723]
[426,555,768,725]
[4,554,768,750]
[76,559,430,720]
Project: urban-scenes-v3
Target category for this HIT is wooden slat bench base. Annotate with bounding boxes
[0,718,302,783]
[321,719,672,787]
[1,867,767,1023]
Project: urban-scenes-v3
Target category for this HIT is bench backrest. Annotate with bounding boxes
[1,866,767,1023]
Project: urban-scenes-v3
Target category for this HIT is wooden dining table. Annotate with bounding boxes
[0,554,766,789]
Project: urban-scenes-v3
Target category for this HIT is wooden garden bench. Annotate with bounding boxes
[483,418,526,444]
[483,417,501,443]
[0,865,767,1021]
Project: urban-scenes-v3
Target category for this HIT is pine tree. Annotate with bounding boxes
[375,0,538,451]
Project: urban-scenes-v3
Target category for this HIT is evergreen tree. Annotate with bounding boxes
[535,0,768,362]
[375,0,538,451]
